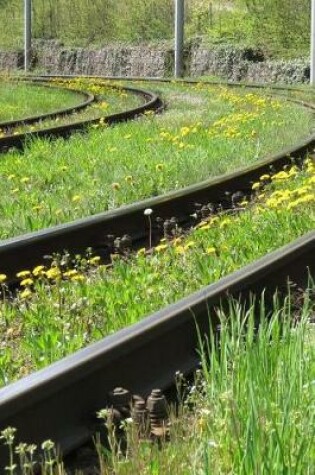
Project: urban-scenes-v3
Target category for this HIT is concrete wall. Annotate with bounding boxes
[0,41,310,84]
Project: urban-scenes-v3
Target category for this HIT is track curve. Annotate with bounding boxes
[0,231,313,467]
[0,83,163,153]
[0,81,95,131]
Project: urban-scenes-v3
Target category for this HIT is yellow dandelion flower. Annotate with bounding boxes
[259,174,270,181]
[155,163,164,172]
[206,246,216,255]
[20,288,32,300]
[20,278,34,287]
[63,269,78,278]
[252,182,261,191]
[46,267,62,280]
[72,195,81,203]
[88,256,101,265]
[111,182,120,191]
[125,175,133,184]
[20,177,30,184]
[155,244,168,252]
[71,274,85,282]
[0,274,7,284]
[33,265,45,277]
[175,245,185,255]
[17,270,31,279]
[219,218,231,229]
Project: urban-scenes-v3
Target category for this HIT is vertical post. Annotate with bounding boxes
[311,0,315,85]
[24,0,32,72]
[174,0,184,78]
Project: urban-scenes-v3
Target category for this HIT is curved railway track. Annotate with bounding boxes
[0,83,163,153]
[0,81,95,132]
[0,232,313,467]
[0,75,314,284]
[0,76,313,467]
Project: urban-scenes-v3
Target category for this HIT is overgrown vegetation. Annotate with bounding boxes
[0,0,310,57]
[0,80,312,239]
[1,288,314,473]
[0,160,313,386]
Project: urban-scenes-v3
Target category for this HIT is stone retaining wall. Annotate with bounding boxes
[0,41,309,84]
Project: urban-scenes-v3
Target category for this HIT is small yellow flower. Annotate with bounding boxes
[175,245,185,255]
[259,174,270,181]
[111,182,120,191]
[16,270,31,279]
[125,175,133,184]
[72,195,81,203]
[63,269,78,278]
[252,182,261,191]
[88,256,101,265]
[20,177,30,184]
[33,265,45,277]
[155,163,164,172]
[0,274,7,284]
[46,267,62,280]
[155,244,168,252]
[20,278,34,287]
[71,274,85,282]
[184,241,195,250]
[206,247,216,255]
[137,248,146,256]
[20,288,32,299]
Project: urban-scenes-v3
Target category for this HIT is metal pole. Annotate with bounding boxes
[174,0,184,78]
[311,0,315,85]
[24,0,32,72]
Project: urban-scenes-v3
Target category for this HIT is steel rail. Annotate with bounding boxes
[0,84,163,153]
[0,128,314,285]
[0,81,95,131]
[0,231,313,467]
[0,77,312,283]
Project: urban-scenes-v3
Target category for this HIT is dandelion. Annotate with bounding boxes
[20,278,34,287]
[88,256,101,265]
[125,175,133,184]
[16,270,31,279]
[0,274,7,284]
[33,265,45,277]
[72,195,81,203]
[206,247,216,255]
[20,288,32,300]
[155,163,164,172]
[252,182,261,191]
[155,244,168,252]
[111,182,120,191]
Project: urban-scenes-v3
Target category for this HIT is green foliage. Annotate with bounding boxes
[0,0,311,56]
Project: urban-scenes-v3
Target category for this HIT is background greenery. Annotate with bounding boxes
[0,0,311,58]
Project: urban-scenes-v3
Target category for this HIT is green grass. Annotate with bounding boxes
[0,161,313,386]
[0,80,313,240]
[0,80,84,122]
[0,78,143,134]
[1,289,314,474]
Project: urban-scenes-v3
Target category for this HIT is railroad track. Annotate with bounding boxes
[0,231,313,467]
[0,76,314,284]
[0,80,95,133]
[0,76,313,468]
[0,82,163,153]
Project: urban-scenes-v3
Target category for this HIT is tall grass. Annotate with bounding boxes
[1,288,314,473]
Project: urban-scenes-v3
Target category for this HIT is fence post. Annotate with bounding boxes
[24,0,32,72]
[174,0,184,78]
